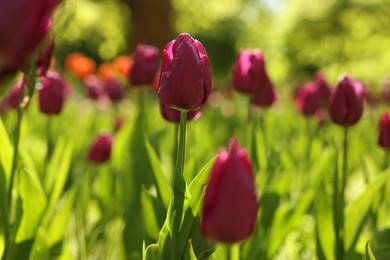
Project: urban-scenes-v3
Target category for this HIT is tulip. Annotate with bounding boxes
[38,71,66,115]
[250,75,277,107]
[378,112,390,149]
[160,101,201,123]
[2,79,28,110]
[158,33,212,111]
[232,50,268,94]
[382,79,390,104]
[129,44,159,86]
[328,75,364,126]
[105,77,124,103]
[0,0,61,83]
[87,133,113,164]
[114,116,125,133]
[201,139,257,244]
[295,82,320,117]
[36,37,55,77]
[84,74,103,100]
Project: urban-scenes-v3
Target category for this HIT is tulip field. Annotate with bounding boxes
[1,1,390,260]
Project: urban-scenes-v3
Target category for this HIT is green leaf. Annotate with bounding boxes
[345,170,390,254]
[366,241,376,260]
[145,138,172,209]
[16,169,47,242]
[141,186,163,240]
[185,240,197,260]
[0,117,13,189]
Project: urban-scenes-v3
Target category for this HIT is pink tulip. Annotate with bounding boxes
[295,82,320,117]
[87,133,113,164]
[129,44,159,86]
[378,112,390,149]
[38,71,66,115]
[159,101,201,123]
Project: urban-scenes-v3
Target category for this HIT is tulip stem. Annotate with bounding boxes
[340,127,349,258]
[383,151,389,170]
[45,116,53,164]
[171,109,188,260]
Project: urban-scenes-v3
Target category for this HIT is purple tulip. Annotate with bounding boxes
[295,82,320,117]
[38,71,66,115]
[378,112,390,149]
[250,75,277,107]
[201,139,257,244]
[329,75,364,126]
[105,77,124,103]
[87,133,113,164]
[84,74,104,100]
[129,44,159,86]
[159,101,201,123]
[158,33,212,111]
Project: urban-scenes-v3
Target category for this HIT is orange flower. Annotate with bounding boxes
[65,52,96,80]
[113,55,132,76]
[98,62,115,81]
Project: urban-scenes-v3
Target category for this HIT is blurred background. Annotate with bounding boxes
[53,0,390,89]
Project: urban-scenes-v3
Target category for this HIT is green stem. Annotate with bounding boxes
[259,112,267,153]
[340,127,349,258]
[45,116,53,164]
[139,89,148,132]
[383,151,389,170]
[305,118,313,162]
[171,109,188,260]
[227,245,231,260]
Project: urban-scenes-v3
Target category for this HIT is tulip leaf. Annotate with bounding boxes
[16,169,47,242]
[345,170,390,255]
[141,186,165,240]
[185,240,197,260]
[365,241,376,260]
[315,185,335,260]
[145,137,172,208]
[0,117,13,188]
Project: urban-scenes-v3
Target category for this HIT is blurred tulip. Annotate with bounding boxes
[83,74,103,100]
[201,139,257,244]
[65,52,96,80]
[382,79,390,103]
[314,72,331,107]
[105,77,124,103]
[114,116,125,133]
[159,33,212,110]
[250,75,277,107]
[0,0,61,83]
[129,44,159,86]
[2,78,27,110]
[329,75,364,126]
[36,37,55,77]
[295,82,320,117]
[232,50,269,94]
[87,133,113,164]
[160,101,201,123]
[38,71,66,115]
[378,112,390,149]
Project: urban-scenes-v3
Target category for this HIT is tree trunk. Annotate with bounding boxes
[125,0,174,51]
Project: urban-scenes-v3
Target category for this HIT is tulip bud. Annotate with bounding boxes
[0,0,61,83]
[129,44,159,86]
[158,33,212,111]
[159,101,201,123]
[378,112,390,149]
[201,139,257,244]
[232,50,268,94]
[295,82,320,117]
[84,74,103,100]
[250,75,277,107]
[87,133,113,164]
[2,78,27,110]
[105,77,124,103]
[329,75,364,126]
[38,71,66,115]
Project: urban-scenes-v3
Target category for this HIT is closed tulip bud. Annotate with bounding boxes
[160,101,201,123]
[201,139,257,244]
[378,112,390,149]
[329,75,364,126]
[295,82,320,117]
[84,74,103,100]
[87,133,113,164]
[158,33,212,111]
[38,71,66,115]
[129,44,159,86]
[37,38,55,77]
[2,78,28,110]
[232,50,268,94]
[105,77,124,103]
[250,75,277,107]
[0,0,61,83]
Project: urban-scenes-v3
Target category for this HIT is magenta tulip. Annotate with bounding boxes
[2,78,27,110]
[105,77,124,103]
[232,50,268,94]
[329,75,364,126]
[378,112,390,149]
[158,33,212,110]
[201,139,257,244]
[314,72,331,107]
[129,44,159,86]
[0,0,61,83]
[250,75,277,107]
[84,74,103,100]
[295,82,320,117]
[87,133,113,164]
[38,71,66,115]
[159,101,201,123]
